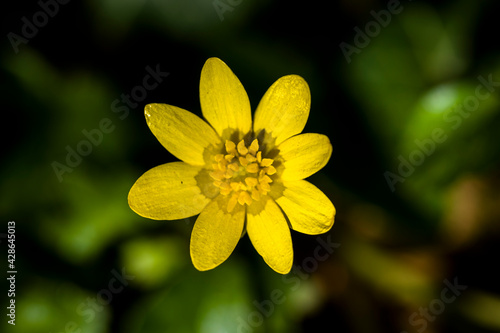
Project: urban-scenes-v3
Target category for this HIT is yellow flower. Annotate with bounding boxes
[128,58,335,274]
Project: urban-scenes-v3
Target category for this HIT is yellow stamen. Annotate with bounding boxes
[260,158,274,167]
[248,139,259,155]
[251,188,261,201]
[225,140,236,154]
[259,182,271,191]
[265,165,276,175]
[246,163,259,173]
[237,140,248,155]
[230,182,241,191]
[224,169,234,179]
[239,156,249,167]
[260,175,273,184]
[245,177,258,188]
[218,161,227,172]
[211,138,276,210]
[246,154,257,163]
[209,171,225,181]
[220,186,232,196]
[228,163,240,172]
[227,194,238,212]
[238,191,252,205]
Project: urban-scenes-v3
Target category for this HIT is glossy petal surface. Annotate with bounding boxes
[145,103,220,166]
[279,133,332,181]
[274,180,335,235]
[190,195,245,271]
[128,162,210,220]
[200,58,252,139]
[254,75,310,145]
[247,197,293,274]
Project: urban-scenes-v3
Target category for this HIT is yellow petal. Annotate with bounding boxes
[279,133,332,181]
[200,58,252,139]
[190,195,245,271]
[247,197,293,274]
[145,104,220,166]
[274,180,335,235]
[253,75,310,146]
[128,162,211,220]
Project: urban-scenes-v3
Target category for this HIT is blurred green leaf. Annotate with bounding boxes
[1,279,110,333]
[399,2,471,81]
[395,79,499,218]
[341,235,434,305]
[87,0,147,40]
[458,290,500,330]
[4,49,125,159]
[123,260,259,333]
[40,171,140,264]
[344,1,482,154]
[343,16,424,150]
[120,236,187,288]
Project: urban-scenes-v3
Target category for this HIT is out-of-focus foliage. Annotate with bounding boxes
[1,279,110,333]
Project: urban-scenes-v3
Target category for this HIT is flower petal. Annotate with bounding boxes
[278,133,332,181]
[274,180,335,235]
[199,57,252,139]
[128,162,211,220]
[145,103,220,166]
[253,75,311,146]
[247,197,293,274]
[190,195,245,271]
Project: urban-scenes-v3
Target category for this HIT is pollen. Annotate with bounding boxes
[209,139,276,212]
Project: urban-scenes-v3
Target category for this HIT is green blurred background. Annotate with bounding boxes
[2,0,500,332]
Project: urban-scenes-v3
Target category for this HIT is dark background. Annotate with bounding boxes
[1,0,500,332]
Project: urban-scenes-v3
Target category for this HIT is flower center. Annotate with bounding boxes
[209,138,276,212]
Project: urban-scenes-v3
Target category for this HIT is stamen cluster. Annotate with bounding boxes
[209,139,276,212]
